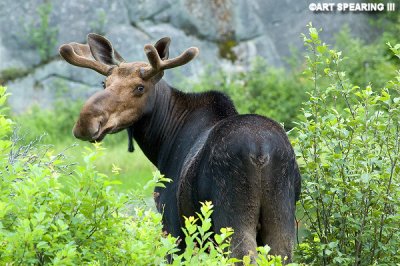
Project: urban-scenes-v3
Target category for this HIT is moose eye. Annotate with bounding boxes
[137,85,145,93]
[101,81,106,89]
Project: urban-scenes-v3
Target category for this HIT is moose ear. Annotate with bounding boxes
[154,37,171,60]
[87,33,124,66]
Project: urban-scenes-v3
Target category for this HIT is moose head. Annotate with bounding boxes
[59,34,199,147]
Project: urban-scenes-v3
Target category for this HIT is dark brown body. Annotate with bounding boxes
[132,80,301,261]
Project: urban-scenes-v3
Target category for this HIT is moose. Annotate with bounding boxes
[59,34,301,262]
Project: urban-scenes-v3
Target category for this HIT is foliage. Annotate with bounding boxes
[334,25,399,89]
[24,2,58,62]
[369,0,400,37]
[143,170,172,191]
[0,86,12,154]
[293,24,400,265]
[0,140,173,264]
[170,201,237,265]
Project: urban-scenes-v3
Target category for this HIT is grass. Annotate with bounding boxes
[54,139,155,193]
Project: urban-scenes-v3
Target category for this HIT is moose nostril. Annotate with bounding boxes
[93,123,101,137]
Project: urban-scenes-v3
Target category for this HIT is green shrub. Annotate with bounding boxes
[0,86,12,154]
[334,25,399,89]
[1,141,173,264]
[293,24,400,265]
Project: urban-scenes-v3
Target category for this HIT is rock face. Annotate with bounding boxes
[0,0,372,113]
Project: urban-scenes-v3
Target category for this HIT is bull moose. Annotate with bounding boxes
[59,34,301,262]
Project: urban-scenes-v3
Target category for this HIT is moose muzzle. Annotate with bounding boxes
[72,90,114,142]
[72,117,103,141]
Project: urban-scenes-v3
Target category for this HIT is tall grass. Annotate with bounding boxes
[61,141,155,193]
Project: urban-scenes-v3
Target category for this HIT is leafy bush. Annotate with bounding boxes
[334,25,399,89]
[0,87,12,154]
[1,140,172,264]
[293,25,400,265]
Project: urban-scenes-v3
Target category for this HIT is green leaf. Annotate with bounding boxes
[309,27,319,40]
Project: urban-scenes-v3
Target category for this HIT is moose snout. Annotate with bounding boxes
[72,117,103,141]
[72,90,113,141]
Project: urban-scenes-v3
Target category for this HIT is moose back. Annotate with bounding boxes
[59,34,301,261]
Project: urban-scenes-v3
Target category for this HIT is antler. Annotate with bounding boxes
[59,42,112,75]
[59,34,124,76]
[140,44,199,80]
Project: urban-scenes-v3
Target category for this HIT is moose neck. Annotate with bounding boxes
[132,79,237,178]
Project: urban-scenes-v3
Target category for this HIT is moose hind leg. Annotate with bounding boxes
[211,205,259,261]
[259,182,296,262]
[207,158,262,261]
